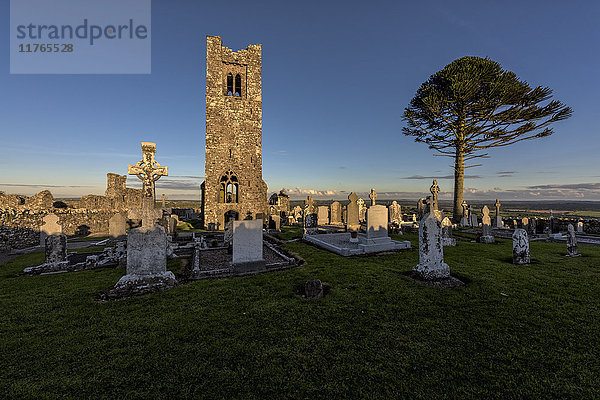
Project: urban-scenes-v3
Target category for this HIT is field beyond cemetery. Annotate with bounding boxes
[1,230,599,399]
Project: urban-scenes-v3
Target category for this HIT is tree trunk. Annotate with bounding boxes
[452,148,465,223]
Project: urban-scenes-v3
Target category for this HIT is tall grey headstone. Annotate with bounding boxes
[329,201,342,225]
[469,211,478,228]
[414,201,450,280]
[566,224,580,257]
[512,229,530,265]
[480,205,494,244]
[45,233,67,263]
[494,199,503,228]
[346,192,359,230]
[317,206,329,225]
[460,201,469,227]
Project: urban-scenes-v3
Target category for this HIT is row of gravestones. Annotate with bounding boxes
[416,209,582,282]
[300,192,406,232]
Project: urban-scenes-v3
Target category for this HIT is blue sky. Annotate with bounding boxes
[1,0,599,201]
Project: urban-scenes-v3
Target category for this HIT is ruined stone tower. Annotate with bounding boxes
[202,35,268,228]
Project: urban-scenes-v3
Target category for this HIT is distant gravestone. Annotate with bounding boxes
[40,213,62,246]
[469,212,478,228]
[414,199,450,280]
[577,221,584,233]
[366,205,388,239]
[346,192,360,230]
[416,198,427,220]
[460,201,469,227]
[512,229,530,265]
[369,189,377,206]
[480,206,494,244]
[109,212,127,239]
[269,214,281,231]
[522,217,529,232]
[329,201,342,225]
[45,233,67,263]
[389,201,402,224]
[494,199,503,228]
[293,206,303,223]
[232,219,265,271]
[317,206,329,225]
[357,198,366,222]
[441,217,456,247]
[566,224,580,257]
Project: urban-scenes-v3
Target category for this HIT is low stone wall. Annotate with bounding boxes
[0,226,39,251]
[0,209,115,251]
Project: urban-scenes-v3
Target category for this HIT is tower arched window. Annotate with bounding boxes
[226,73,233,96]
[218,170,239,203]
[234,74,241,97]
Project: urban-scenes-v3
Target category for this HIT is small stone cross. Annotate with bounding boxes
[128,198,163,230]
[495,199,501,216]
[160,193,168,208]
[369,189,377,206]
[128,142,168,201]
[429,180,440,211]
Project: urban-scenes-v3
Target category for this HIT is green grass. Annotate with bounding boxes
[273,225,304,241]
[1,236,599,399]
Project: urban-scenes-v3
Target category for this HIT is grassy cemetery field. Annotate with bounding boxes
[1,228,599,399]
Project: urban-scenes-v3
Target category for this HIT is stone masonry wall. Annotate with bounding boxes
[203,35,268,228]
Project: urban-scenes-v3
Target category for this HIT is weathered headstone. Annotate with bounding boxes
[232,219,265,271]
[317,206,329,225]
[522,217,529,232]
[388,201,402,224]
[40,213,62,246]
[45,233,67,263]
[329,201,342,225]
[566,224,580,257]
[460,201,469,227]
[357,198,366,222]
[293,206,303,223]
[512,229,530,265]
[480,205,494,244]
[577,221,584,233]
[469,211,478,228]
[346,192,359,231]
[109,212,127,239]
[304,279,324,299]
[441,217,456,247]
[414,199,450,280]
